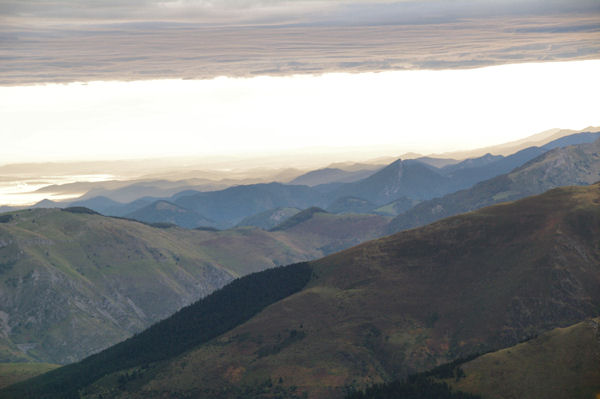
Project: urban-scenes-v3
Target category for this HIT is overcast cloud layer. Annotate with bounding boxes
[1,0,599,84]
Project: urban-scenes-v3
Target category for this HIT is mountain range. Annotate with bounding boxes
[388,136,600,234]
[15,130,600,230]
[3,182,598,398]
[2,133,600,366]
[1,133,599,367]
[1,128,600,398]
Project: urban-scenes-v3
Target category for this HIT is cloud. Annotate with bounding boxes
[3,0,598,25]
[1,0,599,85]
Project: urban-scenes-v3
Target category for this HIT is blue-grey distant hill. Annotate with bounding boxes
[290,167,380,186]
[173,183,327,227]
[125,200,215,229]
[327,131,600,208]
[236,207,301,230]
[71,196,157,217]
[437,131,600,188]
[30,131,600,228]
[387,137,600,234]
[326,196,377,214]
[328,159,454,205]
[31,196,158,217]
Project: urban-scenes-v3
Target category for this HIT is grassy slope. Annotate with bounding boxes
[447,317,600,399]
[73,183,600,399]
[345,317,600,399]
[0,363,59,389]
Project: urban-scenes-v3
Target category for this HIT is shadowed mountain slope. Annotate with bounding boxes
[10,183,600,399]
[388,137,600,234]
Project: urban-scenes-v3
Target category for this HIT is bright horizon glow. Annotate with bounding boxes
[1,60,599,166]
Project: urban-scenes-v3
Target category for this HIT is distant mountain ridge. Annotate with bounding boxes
[290,167,380,186]
[388,136,600,234]
[323,130,600,207]
[174,183,327,227]
[4,135,598,366]
[329,159,453,204]
[427,126,600,159]
[125,200,215,229]
[2,128,600,398]
[22,130,600,231]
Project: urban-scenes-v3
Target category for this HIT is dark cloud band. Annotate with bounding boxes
[1,1,599,85]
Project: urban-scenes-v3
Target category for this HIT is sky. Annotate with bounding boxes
[1,0,599,169]
[1,60,599,167]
